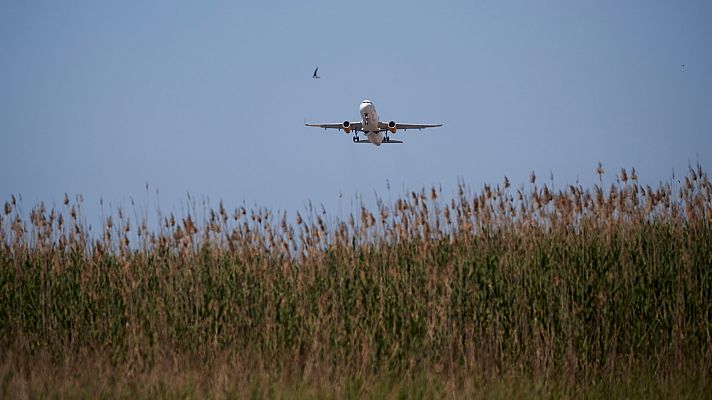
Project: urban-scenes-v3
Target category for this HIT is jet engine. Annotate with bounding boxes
[388,121,397,134]
[342,121,351,134]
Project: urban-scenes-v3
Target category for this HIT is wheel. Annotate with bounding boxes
[353,136,359,142]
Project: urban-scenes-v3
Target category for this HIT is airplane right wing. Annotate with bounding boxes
[305,122,363,132]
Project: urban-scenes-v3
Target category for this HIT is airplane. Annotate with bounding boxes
[305,100,442,146]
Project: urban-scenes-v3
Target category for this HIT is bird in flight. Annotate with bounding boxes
[305,100,442,146]
[312,67,320,79]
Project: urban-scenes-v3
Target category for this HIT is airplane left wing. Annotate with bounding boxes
[378,122,443,131]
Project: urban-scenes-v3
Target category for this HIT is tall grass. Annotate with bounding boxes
[1,165,711,397]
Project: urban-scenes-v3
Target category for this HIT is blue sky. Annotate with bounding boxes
[2,1,711,223]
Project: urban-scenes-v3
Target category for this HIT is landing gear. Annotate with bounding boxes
[384,135,390,142]
[352,135,360,143]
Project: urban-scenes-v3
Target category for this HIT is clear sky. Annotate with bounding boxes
[2,1,711,223]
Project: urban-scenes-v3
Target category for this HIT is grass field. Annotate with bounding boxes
[1,165,711,398]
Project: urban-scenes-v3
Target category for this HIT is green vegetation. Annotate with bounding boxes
[1,165,711,398]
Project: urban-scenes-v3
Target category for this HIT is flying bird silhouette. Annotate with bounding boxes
[312,67,320,79]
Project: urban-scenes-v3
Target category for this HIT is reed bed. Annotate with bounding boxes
[1,165,711,398]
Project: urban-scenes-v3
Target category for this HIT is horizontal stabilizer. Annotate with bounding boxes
[354,139,403,144]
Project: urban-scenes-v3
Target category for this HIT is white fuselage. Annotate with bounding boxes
[359,100,384,146]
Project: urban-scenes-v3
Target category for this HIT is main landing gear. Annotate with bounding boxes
[352,135,360,143]
[383,135,391,142]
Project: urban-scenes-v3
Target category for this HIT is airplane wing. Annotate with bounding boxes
[305,122,363,132]
[378,122,443,131]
